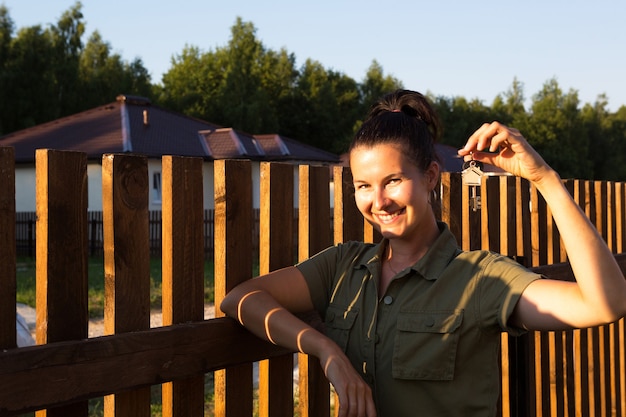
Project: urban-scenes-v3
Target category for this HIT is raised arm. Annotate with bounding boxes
[459,122,626,330]
[220,266,377,417]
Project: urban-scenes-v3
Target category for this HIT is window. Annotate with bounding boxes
[152,172,162,204]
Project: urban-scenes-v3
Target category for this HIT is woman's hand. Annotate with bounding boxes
[458,122,553,184]
[317,341,377,417]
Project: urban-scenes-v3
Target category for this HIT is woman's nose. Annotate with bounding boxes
[373,188,389,210]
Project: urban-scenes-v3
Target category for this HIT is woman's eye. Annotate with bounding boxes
[387,178,401,186]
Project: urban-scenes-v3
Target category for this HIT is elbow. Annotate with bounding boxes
[611,296,626,323]
[220,289,239,319]
[600,287,626,325]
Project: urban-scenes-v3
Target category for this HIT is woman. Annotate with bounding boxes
[220,89,626,416]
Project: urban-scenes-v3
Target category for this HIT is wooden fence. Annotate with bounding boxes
[0,146,625,416]
[16,209,259,259]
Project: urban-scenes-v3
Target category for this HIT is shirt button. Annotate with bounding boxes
[425,316,435,327]
[383,295,393,305]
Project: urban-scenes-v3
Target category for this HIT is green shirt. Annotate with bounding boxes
[296,222,540,416]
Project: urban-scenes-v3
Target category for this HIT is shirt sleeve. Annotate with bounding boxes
[295,245,341,318]
[477,253,542,336]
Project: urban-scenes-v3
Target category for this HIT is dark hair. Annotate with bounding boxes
[350,89,441,172]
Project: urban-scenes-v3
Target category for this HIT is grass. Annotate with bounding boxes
[16,256,218,416]
[16,256,215,318]
[14,257,285,417]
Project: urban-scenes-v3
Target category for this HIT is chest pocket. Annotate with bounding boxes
[392,310,463,380]
[324,304,358,351]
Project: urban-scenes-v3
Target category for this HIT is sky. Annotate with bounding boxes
[3,0,626,111]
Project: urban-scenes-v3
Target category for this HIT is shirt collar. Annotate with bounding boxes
[355,222,461,281]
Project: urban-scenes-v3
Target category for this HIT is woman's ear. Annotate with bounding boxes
[425,161,440,188]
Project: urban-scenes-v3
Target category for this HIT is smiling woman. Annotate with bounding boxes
[221,89,626,417]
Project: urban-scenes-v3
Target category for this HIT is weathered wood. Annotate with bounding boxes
[482,175,500,251]
[161,156,205,417]
[101,153,151,417]
[213,159,254,417]
[440,172,462,244]
[259,162,295,417]
[298,165,331,417]
[35,149,88,344]
[35,149,89,417]
[0,147,16,350]
[0,318,292,416]
[333,166,362,244]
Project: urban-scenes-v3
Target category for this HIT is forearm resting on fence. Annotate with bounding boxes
[220,269,336,360]
[222,289,330,355]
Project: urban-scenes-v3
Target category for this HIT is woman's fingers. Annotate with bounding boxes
[459,121,552,183]
[322,352,376,416]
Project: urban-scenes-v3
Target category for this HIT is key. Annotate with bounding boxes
[461,159,484,211]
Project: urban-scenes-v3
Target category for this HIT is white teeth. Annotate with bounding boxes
[376,212,399,223]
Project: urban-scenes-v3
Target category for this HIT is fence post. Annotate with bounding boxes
[439,172,462,244]
[35,149,89,417]
[332,166,362,244]
[102,153,151,417]
[258,162,295,417]
[213,159,254,417]
[161,155,205,417]
[0,147,16,350]
[297,165,332,417]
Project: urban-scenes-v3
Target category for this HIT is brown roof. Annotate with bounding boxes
[0,95,340,164]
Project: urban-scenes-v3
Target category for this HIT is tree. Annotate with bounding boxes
[159,18,298,135]
[360,60,403,112]
[157,45,220,117]
[432,95,495,148]
[0,2,151,135]
[582,97,626,180]
[516,78,589,179]
[2,24,57,131]
[49,2,84,115]
[491,77,526,126]
[0,6,15,134]
[79,31,151,108]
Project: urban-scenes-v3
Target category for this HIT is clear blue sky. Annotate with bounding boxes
[3,0,626,111]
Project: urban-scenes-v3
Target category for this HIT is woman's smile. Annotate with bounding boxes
[373,207,406,224]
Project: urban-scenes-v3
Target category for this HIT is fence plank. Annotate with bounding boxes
[0,147,16,350]
[213,159,254,417]
[439,172,462,245]
[161,156,205,417]
[298,165,332,417]
[101,153,151,417]
[258,162,295,417]
[0,318,293,416]
[333,166,362,244]
[34,149,89,417]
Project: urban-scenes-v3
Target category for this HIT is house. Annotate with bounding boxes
[0,95,341,212]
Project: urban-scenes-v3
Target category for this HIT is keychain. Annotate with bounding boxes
[461,153,484,211]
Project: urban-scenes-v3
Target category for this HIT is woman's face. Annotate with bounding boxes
[350,143,439,241]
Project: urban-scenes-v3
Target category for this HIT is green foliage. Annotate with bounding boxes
[0,2,152,135]
[1,6,626,180]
